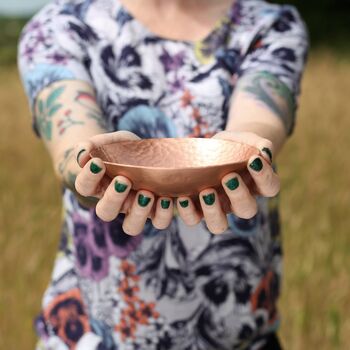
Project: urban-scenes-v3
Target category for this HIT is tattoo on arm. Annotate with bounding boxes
[239,71,295,134]
[57,147,78,189]
[58,147,75,176]
[75,91,107,129]
[36,85,107,141]
[36,85,65,140]
[57,110,84,135]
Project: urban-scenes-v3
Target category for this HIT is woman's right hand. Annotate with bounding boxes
[74,130,174,235]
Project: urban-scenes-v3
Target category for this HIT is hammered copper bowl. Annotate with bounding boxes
[90,138,259,197]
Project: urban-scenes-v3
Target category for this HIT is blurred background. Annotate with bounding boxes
[0,0,349,349]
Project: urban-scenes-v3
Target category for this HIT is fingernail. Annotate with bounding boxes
[225,177,239,190]
[77,149,86,164]
[138,194,151,207]
[90,162,102,174]
[249,158,263,172]
[179,199,189,208]
[114,181,128,193]
[203,193,215,205]
[161,199,171,209]
[262,147,273,162]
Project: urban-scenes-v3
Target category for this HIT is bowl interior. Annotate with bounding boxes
[90,138,258,169]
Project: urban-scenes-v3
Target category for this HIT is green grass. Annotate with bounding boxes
[0,50,350,349]
[0,17,29,66]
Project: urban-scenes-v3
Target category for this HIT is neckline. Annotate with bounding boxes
[116,0,240,45]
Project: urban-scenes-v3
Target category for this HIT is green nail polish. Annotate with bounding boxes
[138,194,151,207]
[161,199,171,209]
[114,181,127,193]
[262,147,273,162]
[249,158,263,172]
[90,162,102,174]
[77,149,86,163]
[203,193,215,205]
[179,200,189,208]
[225,177,239,190]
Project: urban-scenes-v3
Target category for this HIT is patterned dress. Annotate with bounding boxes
[18,1,308,349]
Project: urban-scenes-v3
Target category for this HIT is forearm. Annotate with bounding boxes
[34,80,107,190]
[226,71,296,157]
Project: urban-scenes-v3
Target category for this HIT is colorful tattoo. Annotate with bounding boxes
[58,147,75,176]
[36,85,65,140]
[239,71,295,134]
[57,109,84,135]
[67,171,77,188]
[75,91,107,129]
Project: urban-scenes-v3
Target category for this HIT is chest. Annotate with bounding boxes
[118,0,235,42]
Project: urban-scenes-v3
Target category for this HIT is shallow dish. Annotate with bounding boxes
[90,138,259,197]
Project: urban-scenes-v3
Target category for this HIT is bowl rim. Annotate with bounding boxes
[90,137,260,171]
[99,159,249,171]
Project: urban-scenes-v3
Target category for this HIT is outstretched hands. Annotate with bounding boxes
[74,130,280,235]
[74,131,175,235]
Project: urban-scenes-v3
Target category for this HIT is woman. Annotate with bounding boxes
[18,0,308,349]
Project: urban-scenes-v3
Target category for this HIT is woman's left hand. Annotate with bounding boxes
[174,130,281,234]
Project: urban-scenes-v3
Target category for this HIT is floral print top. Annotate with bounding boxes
[18,0,308,349]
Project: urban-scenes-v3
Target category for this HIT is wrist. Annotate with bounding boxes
[225,121,285,157]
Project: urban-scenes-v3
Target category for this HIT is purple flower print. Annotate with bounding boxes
[169,75,186,93]
[34,29,50,47]
[34,314,49,341]
[105,213,143,259]
[74,231,110,282]
[73,213,109,281]
[71,211,143,281]
[22,44,36,63]
[159,49,185,73]
[46,52,70,65]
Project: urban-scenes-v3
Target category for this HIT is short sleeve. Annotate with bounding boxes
[17,0,94,134]
[238,3,309,135]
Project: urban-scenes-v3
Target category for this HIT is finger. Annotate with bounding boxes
[90,130,141,147]
[95,175,132,222]
[75,158,106,197]
[247,155,280,197]
[176,196,202,226]
[199,188,228,234]
[151,197,174,230]
[75,141,94,167]
[221,172,258,219]
[75,131,142,168]
[122,190,155,236]
[212,130,274,164]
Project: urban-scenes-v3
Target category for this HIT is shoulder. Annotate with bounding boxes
[236,0,307,33]
[231,0,308,54]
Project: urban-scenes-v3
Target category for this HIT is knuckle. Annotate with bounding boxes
[75,178,91,197]
[122,221,140,236]
[210,223,228,235]
[234,201,258,219]
[96,206,113,222]
[152,218,170,230]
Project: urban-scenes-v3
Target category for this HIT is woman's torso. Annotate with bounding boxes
[30,0,287,348]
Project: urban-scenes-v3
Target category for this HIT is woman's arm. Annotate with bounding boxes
[225,71,294,158]
[34,80,107,194]
[34,80,175,232]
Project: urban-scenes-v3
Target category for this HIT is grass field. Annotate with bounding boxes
[0,51,350,349]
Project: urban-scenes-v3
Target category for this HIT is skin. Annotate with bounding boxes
[35,0,294,236]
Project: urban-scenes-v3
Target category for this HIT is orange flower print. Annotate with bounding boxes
[114,261,162,342]
[121,260,140,282]
[118,279,140,303]
[181,89,194,107]
[43,289,90,349]
[136,302,160,325]
[115,317,136,341]
[250,271,279,324]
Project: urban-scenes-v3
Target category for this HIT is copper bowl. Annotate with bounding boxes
[90,138,259,197]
